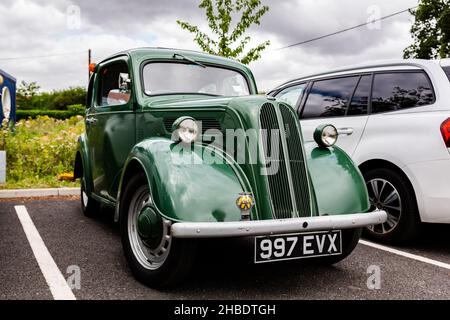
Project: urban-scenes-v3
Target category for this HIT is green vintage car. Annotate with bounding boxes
[74,47,386,288]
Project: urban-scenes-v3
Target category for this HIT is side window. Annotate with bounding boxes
[97,61,131,107]
[275,84,306,108]
[371,72,435,114]
[348,75,372,116]
[302,76,359,119]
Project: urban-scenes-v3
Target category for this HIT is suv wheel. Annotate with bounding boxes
[363,167,421,244]
[120,173,197,288]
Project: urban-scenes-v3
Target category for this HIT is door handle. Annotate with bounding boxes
[86,118,98,125]
[337,127,354,135]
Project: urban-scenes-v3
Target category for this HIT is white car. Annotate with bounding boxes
[269,59,450,244]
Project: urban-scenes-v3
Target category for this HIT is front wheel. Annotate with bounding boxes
[120,173,197,289]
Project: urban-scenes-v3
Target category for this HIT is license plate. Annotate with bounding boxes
[254,230,342,263]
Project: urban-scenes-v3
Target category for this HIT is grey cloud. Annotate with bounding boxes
[0,0,419,91]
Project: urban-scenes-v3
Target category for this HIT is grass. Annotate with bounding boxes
[0,116,84,189]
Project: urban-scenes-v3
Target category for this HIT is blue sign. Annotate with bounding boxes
[0,69,16,123]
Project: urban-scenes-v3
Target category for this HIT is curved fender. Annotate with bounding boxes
[305,142,370,215]
[75,134,94,195]
[118,137,252,223]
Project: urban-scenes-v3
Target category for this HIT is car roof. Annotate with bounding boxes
[272,59,446,91]
[99,47,248,69]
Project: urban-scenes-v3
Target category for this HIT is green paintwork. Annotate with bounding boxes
[75,134,94,194]
[305,143,370,215]
[74,47,370,226]
[123,138,247,222]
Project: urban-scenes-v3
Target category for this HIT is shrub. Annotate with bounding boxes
[1,116,84,188]
[17,86,87,110]
[67,104,85,113]
[16,108,85,121]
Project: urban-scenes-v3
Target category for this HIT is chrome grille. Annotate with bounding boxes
[279,103,311,217]
[260,103,293,218]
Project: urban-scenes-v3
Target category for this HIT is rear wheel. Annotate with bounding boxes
[363,167,421,244]
[120,173,197,289]
[80,176,99,217]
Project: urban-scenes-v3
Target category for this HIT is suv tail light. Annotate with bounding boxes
[440,118,450,148]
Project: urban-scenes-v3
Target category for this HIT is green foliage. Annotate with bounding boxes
[1,116,84,189]
[177,0,270,64]
[0,118,10,150]
[404,0,450,59]
[66,104,86,113]
[16,82,87,111]
[16,108,85,121]
[17,81,40,98]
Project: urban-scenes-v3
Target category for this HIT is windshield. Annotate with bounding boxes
[143,62,250,97]
[443,66,450,81]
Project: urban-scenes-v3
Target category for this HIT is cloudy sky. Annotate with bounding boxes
[0,0,419,92]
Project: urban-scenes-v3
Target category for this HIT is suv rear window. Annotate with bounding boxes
[371,72,434,114]
[443,66,450,81]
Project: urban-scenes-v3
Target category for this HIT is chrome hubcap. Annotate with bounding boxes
[127,186,172,270]
[366,178,402,234]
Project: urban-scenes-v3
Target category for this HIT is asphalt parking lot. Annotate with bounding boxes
[1,197,449,300]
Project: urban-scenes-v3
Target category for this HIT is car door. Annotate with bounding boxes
[87,57,136,201]
[298,75,371,157]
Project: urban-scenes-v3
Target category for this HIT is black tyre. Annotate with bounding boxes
[313,228,362,265]
[80,177,99,217]
[363,167,421,244]
[120,173,197,289]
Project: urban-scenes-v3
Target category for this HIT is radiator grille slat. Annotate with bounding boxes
[279,104,311,218]
[260,103,293,218]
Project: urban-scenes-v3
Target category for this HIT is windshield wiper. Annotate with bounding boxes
[173,53,206,68]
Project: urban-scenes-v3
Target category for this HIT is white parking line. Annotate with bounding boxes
[359,239,450,270]
[14,205,76,300]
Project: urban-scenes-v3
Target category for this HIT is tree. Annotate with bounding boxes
[177,0,270,64]
[404,0,450,59]
[17,81,40,98]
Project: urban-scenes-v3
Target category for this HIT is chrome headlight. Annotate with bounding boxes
[172,117,199,144]
[314,124,338,148]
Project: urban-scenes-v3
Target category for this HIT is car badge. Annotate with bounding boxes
[236,192,255,221]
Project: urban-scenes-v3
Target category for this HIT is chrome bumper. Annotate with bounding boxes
[171,210,387,238]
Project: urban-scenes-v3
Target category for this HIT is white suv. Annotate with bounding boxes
[269,59,450,244]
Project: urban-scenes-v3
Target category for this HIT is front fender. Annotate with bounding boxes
[118,138,252,223]
[75,134,94,195]
[305,142,370,215]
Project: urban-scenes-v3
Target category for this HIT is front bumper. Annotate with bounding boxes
[171,210,387,238]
